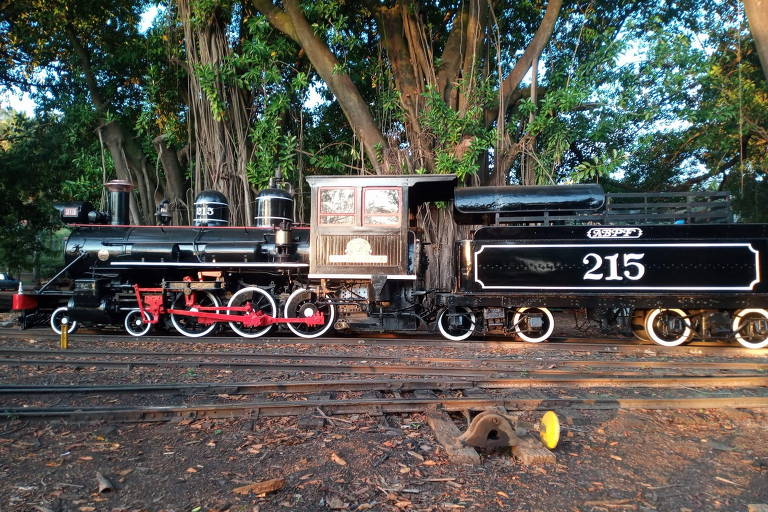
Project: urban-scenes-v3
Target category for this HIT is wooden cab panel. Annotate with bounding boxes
[306,174,457,279]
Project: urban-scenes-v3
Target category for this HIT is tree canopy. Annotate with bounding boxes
[1,0,767,272]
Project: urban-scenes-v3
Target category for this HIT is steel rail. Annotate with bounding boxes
[5,357,768,379]
[1,347,768,371]
[3,330,764,357]
[3,395,768,422]
[2,374,768,396]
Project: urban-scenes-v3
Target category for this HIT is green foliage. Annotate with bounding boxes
[1,0,767,236]
[602,1,768,220]
[571,149,627,183]
[195,63,229,122]
[420,86,495,179]
[0,112,69,271]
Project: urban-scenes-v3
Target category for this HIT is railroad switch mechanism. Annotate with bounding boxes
[457,410,560,466]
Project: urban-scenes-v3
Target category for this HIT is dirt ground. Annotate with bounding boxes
[2,396,768,511]
[1,327,768,511]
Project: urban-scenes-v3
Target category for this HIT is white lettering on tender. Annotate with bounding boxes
[582,252,646,281]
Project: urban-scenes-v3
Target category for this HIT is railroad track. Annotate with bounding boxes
[5,373,768,396]
[4,391,768,422]
[3,354,768,379]
[3,347,768,371]
[3,329,767,357]
[0,348,768,371]
[2,330,767,424]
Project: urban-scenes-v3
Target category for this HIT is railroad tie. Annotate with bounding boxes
[425,407,481,465]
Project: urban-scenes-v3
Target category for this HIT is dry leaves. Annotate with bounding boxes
[232,478,285,496]
[327,495,346,509]
[331,452,348,466]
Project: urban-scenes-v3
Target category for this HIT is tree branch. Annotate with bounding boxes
[63,22,107,114]
[744,0,768,83]
[435,7,466,102]
[486,0,562,125]
[280,0,387,172]
[249,0,299,42]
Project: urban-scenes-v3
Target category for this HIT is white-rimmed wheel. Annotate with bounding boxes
[512,307,555,343]
[124,309,153,337]
[170,291,221,338]
[50,307,78,335]
[284,288,335,339]
[732,309,768,349]
[645,308,693,347]
[437,307,476,341]
[227,287,277,338]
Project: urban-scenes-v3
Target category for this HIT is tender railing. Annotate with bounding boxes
[495,191,732,226]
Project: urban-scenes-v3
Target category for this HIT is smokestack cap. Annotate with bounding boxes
[105,180,134,192]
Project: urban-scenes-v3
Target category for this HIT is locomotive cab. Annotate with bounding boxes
[303,174,456,332]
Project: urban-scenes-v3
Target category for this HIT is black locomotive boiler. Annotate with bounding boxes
[12,174,768,349]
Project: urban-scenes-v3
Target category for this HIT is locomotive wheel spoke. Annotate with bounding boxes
[124,309,153,337]
[436,307,476,341]
[227,287,277,339]
[512,307,554,343]
[50,307,78,335]
[170,291,221,338]
[732,309,768,349]
[644,308,693,347]
[284,288,335,339]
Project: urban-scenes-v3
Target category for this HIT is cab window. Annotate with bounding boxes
[319,187,355,225]
[363,187,401,226]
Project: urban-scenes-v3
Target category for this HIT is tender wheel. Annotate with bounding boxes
[284,288,336,339]
[732,309,768,349]
[124,309,153,337]
[645,308,693,347]
[170,291,221,338]
[512,307,554,343]
[227,287,277,338]
[631,309,650,341]
[437,307,476,341]
[50,307,78,335]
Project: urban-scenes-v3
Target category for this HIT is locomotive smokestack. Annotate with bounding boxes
[105,180,133,225]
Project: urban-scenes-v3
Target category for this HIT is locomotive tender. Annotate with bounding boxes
[12,174,768,349]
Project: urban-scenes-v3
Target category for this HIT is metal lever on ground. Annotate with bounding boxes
[456,409,560,465]
[456,410,522,450]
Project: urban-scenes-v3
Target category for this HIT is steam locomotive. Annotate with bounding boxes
[12,174,768,349]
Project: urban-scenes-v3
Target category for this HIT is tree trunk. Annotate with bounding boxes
[418,205,460,294]
[178,0,254,225]
[744,0,768,82]
[253,0,391,174]
[282,0,390,173]
[98,121,156,224]
[153,134,188,224]
[65,21,157,224]
[379,3,433,172]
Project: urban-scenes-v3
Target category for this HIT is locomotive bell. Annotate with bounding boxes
[193,190,229,226]
[105,180,133,225]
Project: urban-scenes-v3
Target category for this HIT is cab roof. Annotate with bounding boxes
[305,174,457,203]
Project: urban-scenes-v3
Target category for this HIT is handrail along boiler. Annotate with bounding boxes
[12,174,768,348]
